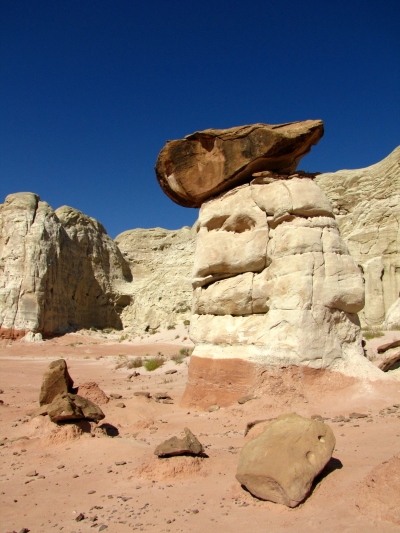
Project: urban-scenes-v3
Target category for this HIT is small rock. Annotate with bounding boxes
[0,389,3,394]
[115,403,125,408]
[331,415,346,423]
[162,399,174,404]
[88,490,96,494]
[349,412,368,419]
[26,470,37,477]
[134,392,151,398]
[165,369,177,375]
[377,340,400,354]
[115,461,126,466]
[154,427,204,457]
[57,464,65,469]
[19,529,30,533]
[127,372,140,379]
[76,512,85,521]
[99,526,108,531]
[237,395,255,405]
[154,392,172,400]
[110,393,122,399]
[207,405,219,412]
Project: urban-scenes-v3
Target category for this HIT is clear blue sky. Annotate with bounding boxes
[1,1,399,238]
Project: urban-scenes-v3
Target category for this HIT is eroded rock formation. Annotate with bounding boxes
[155,120,324,207]
[0,192,132,338]
[114,226,195,332]
[155,121,386,408]
[316,146,400,328]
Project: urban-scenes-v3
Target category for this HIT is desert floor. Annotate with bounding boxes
[2,327,400,533]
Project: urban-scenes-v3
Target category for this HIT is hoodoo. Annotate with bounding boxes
[158,121,382,408]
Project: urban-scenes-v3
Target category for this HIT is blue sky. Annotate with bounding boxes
[1,0,399,238]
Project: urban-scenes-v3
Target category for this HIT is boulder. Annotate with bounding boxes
[154,427,204,457]
[236,413,335,507]
[155,120,324,207]
[36,393,105,423]
[39,359,74,406]
[77,382,109,405]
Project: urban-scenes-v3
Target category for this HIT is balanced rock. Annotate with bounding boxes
[236,413,335,507]
[155,120,324,207]
[154,427,203,457]
[39,359,74,406]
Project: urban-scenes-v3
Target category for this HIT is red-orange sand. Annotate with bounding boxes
[1,330,400,533]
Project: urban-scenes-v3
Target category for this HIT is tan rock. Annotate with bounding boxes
[236,413,335,507]
[154,427,204,457]
[77,382,109,405]
[39,359,74,406]
[155,120,324,207]
[37,393,105,423]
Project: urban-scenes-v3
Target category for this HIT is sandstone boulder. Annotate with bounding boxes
[236,413,335,507]
[39,359,74,406]
[154,427,204,457]
[36,393,105,423]
[155,120,324,207]
[77,382,109,405]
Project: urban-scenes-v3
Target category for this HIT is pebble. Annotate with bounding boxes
[115,461,126,466]
[207,405,219,412]
[88,490,96,494]
[115,403,125,408]
[99,526,108,531]
[237,395,256,405]
[26,471,37,477]
[349,412,368,419]
[133,391,151,398]
[75,513,85,521]
[165,369,177,375]
[57,464,65,469]
[110,394,122,399]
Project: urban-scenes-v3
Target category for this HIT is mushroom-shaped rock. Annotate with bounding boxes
[236,413,335,507]
[154,427,204,457]
[39,359,74,406]
[155,120,324,207]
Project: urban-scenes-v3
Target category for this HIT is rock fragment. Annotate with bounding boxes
[34,393,105,423]
[236,413,335,507]
[39,359,74,406]
[154,427,204,457]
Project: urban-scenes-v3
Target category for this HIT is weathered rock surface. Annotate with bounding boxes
[316,146,400,328]
[236,413,335,507]
[155,120,324,207]
[0,193,132,338]
[184,175,373,408]
[154,427,204,457]
[114,226,195,332]
[356,453,400,525]
[77,382,109,405]
[36,392,105,423]
[39,359,74,406]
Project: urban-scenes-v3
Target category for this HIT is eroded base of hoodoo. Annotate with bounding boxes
[181,349,388,410]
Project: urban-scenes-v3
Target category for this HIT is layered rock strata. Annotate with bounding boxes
[0,192,132,338]
[182,174,375,406]
[155,120,324,207]
[316,146,400,328]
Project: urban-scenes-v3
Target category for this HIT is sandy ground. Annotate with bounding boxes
[2,329,400,533]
